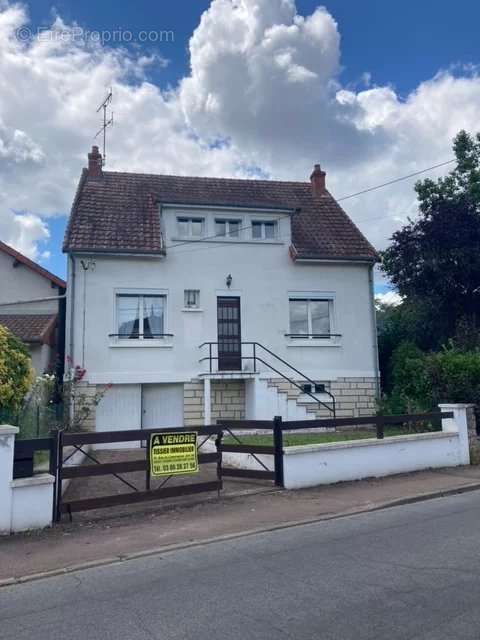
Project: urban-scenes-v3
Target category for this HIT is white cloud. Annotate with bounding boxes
[0,0,480,267]
[0,210,50,259]
[375,291,403,308]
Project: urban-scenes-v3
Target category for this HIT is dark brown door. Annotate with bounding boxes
[217,297,242,371]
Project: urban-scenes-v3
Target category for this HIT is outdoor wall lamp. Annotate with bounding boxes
[226,274,232,288]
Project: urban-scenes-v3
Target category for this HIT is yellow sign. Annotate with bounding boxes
[150,432,199,477]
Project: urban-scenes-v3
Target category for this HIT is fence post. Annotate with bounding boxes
[273,415,284,487]
[49,429,59,524]
[55,430,64,522]
[376,416,385,439]
[145,433,151,492]
[215,430,223,493]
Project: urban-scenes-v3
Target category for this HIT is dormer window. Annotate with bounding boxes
[177,217,204,238]
[215,219,241,238]
[252,220,277,240]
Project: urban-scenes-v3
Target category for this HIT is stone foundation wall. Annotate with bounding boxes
[211,380,246,422]
[330,377,378,418]
[268,376,378,419]
[183,380,204,426]
[183,379,246,426]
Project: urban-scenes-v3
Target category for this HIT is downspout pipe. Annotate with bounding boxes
[368,265,381,399]
[57,286,67,381]
[68,254,76,373]
[0,295,66,307]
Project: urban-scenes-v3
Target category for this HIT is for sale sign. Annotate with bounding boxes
[149,432,199,477]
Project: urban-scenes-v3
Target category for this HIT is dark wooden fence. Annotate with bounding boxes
[12,410,454,522]
[219,411,454,491]
[54,426,224,521]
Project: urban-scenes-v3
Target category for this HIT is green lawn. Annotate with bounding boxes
[223,426,428,447]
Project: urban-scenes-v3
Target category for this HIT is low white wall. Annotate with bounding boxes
[10,474,55,532]
[283,404,471,489]
[0,425,55,534]
[0,425,18,533]
[202,436,274,471]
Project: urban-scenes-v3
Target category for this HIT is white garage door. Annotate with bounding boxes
[95,384,142,448]
[142,384,184,429]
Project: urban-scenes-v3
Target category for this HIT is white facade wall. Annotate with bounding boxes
[68,206,377,387]
[0,250,59,314]
[30,343,53,375]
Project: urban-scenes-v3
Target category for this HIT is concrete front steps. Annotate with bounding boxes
[266,378,334,420]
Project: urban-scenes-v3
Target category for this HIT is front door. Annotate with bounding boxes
[217,296,242,371]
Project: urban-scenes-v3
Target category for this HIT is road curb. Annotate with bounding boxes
[2,480,480,588]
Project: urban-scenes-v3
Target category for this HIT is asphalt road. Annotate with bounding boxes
[2,491,480,639]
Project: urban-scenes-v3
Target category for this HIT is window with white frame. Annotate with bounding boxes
[252,220,277,240]
[177,217,205,238]
[184,289,200,309]
[116,294,166,339]
[289,298,333,338]
[215,219,241,238]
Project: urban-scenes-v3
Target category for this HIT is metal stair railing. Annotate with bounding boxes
[198,341,336,416]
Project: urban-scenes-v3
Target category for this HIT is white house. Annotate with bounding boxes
[0,241,66,376]
[63,146,379,433]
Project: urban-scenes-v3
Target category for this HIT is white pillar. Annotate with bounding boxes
[0,425,19,534]
[439,403,472,466]
[204,377,211,425]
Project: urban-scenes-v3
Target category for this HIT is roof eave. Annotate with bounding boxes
[65,247,166,257]
[289,245,379,264]
[0,241,66,289]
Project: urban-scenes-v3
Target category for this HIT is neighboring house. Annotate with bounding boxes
[63,146,379,433]
[0,241,66,376]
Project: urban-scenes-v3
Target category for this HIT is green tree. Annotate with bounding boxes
[382,130,480,344]
[0,325,33,411]
[376,301,439,392]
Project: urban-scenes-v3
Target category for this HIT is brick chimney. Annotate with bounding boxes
[310,163,326,196]
[87,145,103,178]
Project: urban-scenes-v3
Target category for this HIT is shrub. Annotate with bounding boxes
[381,341,480,413]
[0,325,33,411]
[379,342,431,414]
[425,347,480,406]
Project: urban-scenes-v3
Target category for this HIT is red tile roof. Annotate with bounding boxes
[63,169,378,262]
[0,314,57,344]
[0,241,66,289]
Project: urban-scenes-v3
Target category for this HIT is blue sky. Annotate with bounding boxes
[27,0,480,94]
[1,0,480,294]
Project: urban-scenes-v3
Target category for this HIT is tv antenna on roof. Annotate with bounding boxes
[95,88,113,166]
